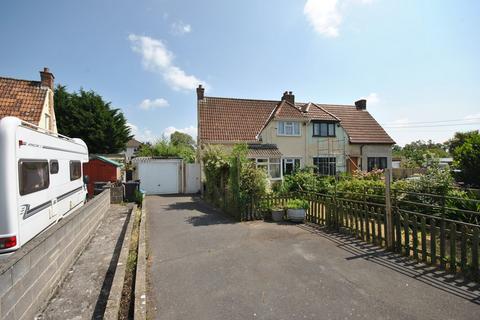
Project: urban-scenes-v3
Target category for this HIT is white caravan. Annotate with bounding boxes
[0,117,89,253]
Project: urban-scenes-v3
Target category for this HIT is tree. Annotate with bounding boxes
[401,140,449,168]
[170,131,195,149]
[452,132,480,186]
[445,130,479,154]
[54,85,131,154]
[137,136,196,163]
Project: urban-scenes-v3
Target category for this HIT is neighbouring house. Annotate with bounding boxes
[83,155,123,197]
[0,68,57,133]
[197,85,395,180]
[124,138,142,161]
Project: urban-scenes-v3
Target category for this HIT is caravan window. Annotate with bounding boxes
[50,160,59,174]
[19,160,50,195]
[70,161,81,181]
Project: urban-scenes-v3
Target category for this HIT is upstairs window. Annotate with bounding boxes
[277,121,300,136]
[313,122,336,137]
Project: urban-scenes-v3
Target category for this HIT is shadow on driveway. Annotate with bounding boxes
[298,223,480,305]
[148,195,238,227]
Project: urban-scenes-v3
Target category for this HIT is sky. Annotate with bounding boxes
[1,0,479,146]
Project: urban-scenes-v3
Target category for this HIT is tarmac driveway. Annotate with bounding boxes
[146,195,480,320]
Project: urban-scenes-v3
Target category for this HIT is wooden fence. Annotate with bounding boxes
[252,190,480,280]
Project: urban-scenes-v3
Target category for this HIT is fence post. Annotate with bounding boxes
[385,168,394,250]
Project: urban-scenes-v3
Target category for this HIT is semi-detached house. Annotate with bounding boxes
[197,85,395,180]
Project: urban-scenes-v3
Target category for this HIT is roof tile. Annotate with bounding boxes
[0,77,48,124]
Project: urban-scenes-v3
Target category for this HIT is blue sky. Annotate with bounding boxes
[1,0,479,146]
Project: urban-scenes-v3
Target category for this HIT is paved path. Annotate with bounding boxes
[146,195,480,320]
[39,205,131,319]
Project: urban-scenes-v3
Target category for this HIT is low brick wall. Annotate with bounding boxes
[0,190,111,320]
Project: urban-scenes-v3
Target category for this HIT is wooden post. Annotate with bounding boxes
[385,168,394,250]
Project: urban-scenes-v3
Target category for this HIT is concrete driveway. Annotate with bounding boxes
[146,195,480,320]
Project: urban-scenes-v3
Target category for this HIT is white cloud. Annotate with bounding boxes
[128,34,207,91]
[163,126,197,139]
[364,92,379,106]
[127,123,157,143]
[171,21,192,35]
[304,0,341,38]
[303,0,374,37]
[139,98,169,110]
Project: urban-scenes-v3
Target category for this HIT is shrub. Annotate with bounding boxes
[285,199,309,210]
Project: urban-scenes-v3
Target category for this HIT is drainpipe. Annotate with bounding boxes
[360,144,365,171]
[304,120,309,169]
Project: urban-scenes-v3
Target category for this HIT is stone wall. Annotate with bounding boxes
[0,190,111,320]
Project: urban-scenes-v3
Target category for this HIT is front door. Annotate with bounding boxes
[347,157,359,173]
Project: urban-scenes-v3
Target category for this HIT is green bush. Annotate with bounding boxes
[285,199,309,210]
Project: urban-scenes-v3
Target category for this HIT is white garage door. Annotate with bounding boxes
[138,161,179,194]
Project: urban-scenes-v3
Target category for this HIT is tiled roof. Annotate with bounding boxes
[300,103,340,122]
[321,104,395,144]
[273,100,306,120]
[247,144,283,158]
[199,97,278,142]
[0,77,48,124]
[199,95,394,145]
[126,138,142,147]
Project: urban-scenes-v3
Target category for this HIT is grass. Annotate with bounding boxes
[119,207,142,320]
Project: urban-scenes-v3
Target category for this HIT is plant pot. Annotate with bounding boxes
[271,209,284,222]
[287,208,306,222]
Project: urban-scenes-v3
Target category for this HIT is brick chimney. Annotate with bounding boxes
[355,99,367,110]
[196,84,205,100]
[281,90,295,105]
[40,67,54,90]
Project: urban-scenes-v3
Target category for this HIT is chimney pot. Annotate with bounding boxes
[281,90,295,105]
[355,99,367,110]
[40,67,54,90]
[196,84,205,100]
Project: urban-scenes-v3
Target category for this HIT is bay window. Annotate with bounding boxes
[255,158,281,179]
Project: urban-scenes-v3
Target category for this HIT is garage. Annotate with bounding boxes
[133,158,182,195]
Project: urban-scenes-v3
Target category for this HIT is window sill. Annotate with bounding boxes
[277,134,302,137]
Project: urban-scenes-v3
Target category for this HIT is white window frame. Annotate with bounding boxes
[277,121,301,136]
[254,158,282,180]
[282,157,302,175]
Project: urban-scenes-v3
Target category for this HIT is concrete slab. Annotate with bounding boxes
[146,195,480,320]
[37,205,132,320]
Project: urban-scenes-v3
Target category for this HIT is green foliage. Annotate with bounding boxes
[134,189,144,208]
[239,162,268,201]
[170,131,196,149]
[397,140,449,168]
[445,130,479,154]
[279,168,335,194]
[137,135,196,163]
[54,85,131,153]
[452,131,480,186]
[202,145,230,202]
[285,199,309,210]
